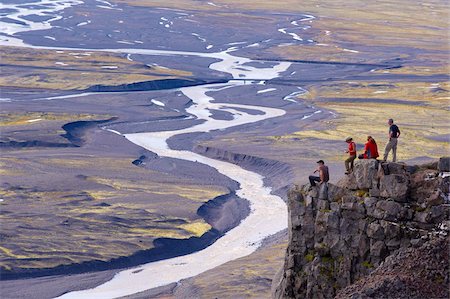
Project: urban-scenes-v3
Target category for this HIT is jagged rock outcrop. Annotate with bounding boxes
[335,236,448,299]
[273,159,449,299]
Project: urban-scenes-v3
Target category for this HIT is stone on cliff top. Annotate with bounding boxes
[318,183,328,200]
[379,174,409,201]
[327,183,347,202]
[380,162,407,175]
[354,159,379,189]
[337,172,358,190]
[438,157,450,172]
[377,162,410,201]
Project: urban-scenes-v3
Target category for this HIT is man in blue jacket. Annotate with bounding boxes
[383,118,401,162]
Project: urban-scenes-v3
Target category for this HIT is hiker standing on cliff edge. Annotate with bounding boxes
[345,137,357,174]
[383,118,401,162]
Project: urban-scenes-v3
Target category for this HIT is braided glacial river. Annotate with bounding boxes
[0,2,303,297]
[56,47,291,299]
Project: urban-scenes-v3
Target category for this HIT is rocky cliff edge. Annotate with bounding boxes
[273,158,450,299]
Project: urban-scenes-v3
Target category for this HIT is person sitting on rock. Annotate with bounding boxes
[358,136,379,159]
[309,160,329,187]
[383,118,401,162]
[344,137,357,174]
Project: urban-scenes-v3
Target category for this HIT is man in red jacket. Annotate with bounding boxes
[345,136,357,174]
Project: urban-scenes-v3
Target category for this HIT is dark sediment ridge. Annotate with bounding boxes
[193,145,294,199]
[0,140,76,148]
[85,78,229,92]
[253,58,397,68]
[62,118,116,146]
[167,132,295,199]
[0,118,116,149]
[198,192,250,233]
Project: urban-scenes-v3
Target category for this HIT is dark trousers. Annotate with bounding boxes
[345,155,356,172]
[309,176,320,186]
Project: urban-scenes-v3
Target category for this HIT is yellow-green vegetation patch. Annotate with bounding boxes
[178,220,212,237]
[0,160,25,176]
[87,176,228,202]
[0,198,208,270]
[306,81,450,107]
[0,46,192,90]
[0,112,109,126]
[361,260,374,269]
[377,63,450,77]
[126,227,188,239]
[0,246,29,259]
[45,157,133,170]
[305,252,315,262]
[355,190,369,197]
[270,79,450,161]
[0,155,229,271]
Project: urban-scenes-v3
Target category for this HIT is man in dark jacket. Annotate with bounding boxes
[383,118,401,162]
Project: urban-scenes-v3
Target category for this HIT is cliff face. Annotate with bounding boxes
[273,158,449,299]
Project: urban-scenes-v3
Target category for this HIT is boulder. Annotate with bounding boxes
[341,199,366,220]
[308,186,320,199]
[438,157,450,172]
[369,179,381,197]
[425,190,444,207]
[318,183,328,200]
[429,205,446,223]
[367,222,384,240]
[327,183,347,202]
[370,240,387,258]
[287,185,304,230]
[353,159,379,189]
[439,176,450,200]
[380,162,407,175]
[317,199,330,211]
[363,197,378,216]
[414,211,430,223]
[379,174,409,201]
[337,172,358,190]
[375,200,403,221]
[380,220,401,239]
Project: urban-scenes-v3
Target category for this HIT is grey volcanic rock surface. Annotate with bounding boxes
[335,236,449,299]
[273,159,449,299]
